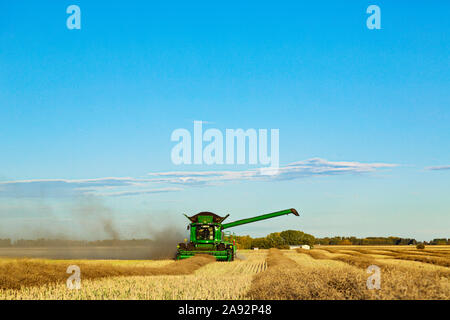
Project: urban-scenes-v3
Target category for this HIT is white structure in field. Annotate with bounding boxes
[289,245,311,250]
[253,247,259,250]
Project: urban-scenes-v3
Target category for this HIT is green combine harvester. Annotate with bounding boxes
[176,208,299,261]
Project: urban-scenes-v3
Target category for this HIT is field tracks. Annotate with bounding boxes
[294,247,449,299]
[0,255,215,291]
[1,247,449,300]
[247,248,372,299]
[298,247,450,269]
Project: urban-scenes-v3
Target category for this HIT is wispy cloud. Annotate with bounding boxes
[147,158,397,185]
[0,177,155,198]
[426,165,450,171]
[86,187,182,197]
[0,158,396,198]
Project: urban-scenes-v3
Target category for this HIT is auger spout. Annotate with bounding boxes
[222,208,299,230]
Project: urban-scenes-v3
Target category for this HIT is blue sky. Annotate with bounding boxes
[0,1,449,241]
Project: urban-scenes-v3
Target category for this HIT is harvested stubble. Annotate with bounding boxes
[353,247,450,256]
[2,248,449,300]
[390,254,449,267]
[298,248,380,269]
[2,274,252,300]
[1,252,268,300]
[247,249,372,300]
[0,255,215,290]
[317,247,450,268]
[295,248,450,299]
[376,249,450,267]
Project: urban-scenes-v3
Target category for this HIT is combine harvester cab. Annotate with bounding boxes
[176,208,299,261]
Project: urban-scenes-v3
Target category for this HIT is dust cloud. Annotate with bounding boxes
[0,198,186,260]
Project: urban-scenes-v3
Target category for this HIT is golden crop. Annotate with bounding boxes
[0,246,449,300]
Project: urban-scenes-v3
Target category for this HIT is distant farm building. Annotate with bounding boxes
[289,245,310,250]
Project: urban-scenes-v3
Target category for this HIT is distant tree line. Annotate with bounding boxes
[0,239,155,247]
[315,236,450,246]
[315,236,417,246]
[428,238,450,245]
[231,230,316,249]
[0,235,448,248]
[230,233,450,249]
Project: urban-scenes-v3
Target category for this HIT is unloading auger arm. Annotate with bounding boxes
[221,208,299,230]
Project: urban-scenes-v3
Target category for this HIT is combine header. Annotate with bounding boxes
[176,208,299,261]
